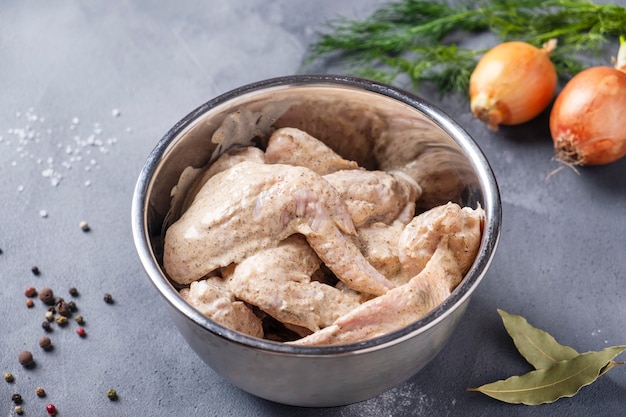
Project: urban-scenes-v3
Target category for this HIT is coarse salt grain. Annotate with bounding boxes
[8,109,123,190]
[39,210,48,218]
[111,108,121,117]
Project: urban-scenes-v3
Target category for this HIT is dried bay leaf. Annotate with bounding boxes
[469,346,626,405]
[497,309,579,369]
[599,359,625,377]
[497,310,623,376]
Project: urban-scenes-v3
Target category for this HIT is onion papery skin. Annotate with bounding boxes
[550,66,626,166]
[470,41,557,131]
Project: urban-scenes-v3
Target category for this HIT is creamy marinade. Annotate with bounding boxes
[163,127,484,346]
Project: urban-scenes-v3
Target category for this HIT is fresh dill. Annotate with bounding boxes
[306,0,626,95]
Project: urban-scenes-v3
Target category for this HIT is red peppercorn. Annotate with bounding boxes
[25,286,37,297]
[76,327,86,337]
[46,403,57,415]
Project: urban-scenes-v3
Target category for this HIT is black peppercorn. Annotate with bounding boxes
[69,287,79,297]
[103,293,114,304]
[12,393,22,404]
[31,266,41,276]
[42,321,52,332]
[67,301,77,312]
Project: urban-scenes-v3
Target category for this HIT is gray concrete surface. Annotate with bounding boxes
[1,1,624,416]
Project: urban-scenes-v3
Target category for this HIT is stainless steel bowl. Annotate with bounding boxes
[132,75,501,407]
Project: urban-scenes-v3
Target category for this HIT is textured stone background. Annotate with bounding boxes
[1,1,624,416]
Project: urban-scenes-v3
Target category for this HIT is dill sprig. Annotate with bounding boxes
[306,0,626,95]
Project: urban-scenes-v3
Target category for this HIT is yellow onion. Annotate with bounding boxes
[550,41,626,166]
[470,40,558,131]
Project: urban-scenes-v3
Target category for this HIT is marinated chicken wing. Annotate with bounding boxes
[289,203,484,346]
[353,221,409,286]
[288,247,457,346]
[180,146,266,215]
[399,202,484,278]
[265,127,358,174]
[181,276,264,338]
[324,169,420,227]
[223,236,361,332]
[163,160,394,296]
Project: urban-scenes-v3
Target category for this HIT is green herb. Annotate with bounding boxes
[306,0,626,94]
[469,310,626,405]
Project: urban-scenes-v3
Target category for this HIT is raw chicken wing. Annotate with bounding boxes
[163,161,394,296]
[265,127,358,174]
[181,276,264,338]
[324,169,420,227]
[290,203,484,346]
[224,236,361,332]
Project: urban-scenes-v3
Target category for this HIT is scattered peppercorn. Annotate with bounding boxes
[24,286,37,297]
[76,327,86,337]
[107,388,118,401]
[47,305,56,313]
[45,311,54,322]
[38,288,54,305]
[69,287,79,297]
[46,403,57,415]
[55,315,68,326]
[12,393,23,404]
[56,299,71,317]
[26,299,35,308]
[75,315,84,325]
[103,293,114,304]
[68,300,77,312]
[79,220,90,231]
[4,372,15,382]
[15,405,23,415]
[36,386,46,397]
[39,336,52,350]
[42,321,52,332]
[31,266,41,276]
[18,351,33,367]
